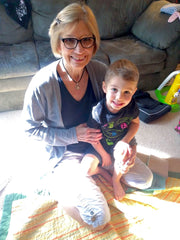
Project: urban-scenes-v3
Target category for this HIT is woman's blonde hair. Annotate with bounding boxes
[49,3,100,58]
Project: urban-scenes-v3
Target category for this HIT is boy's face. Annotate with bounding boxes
[102,76,137,114]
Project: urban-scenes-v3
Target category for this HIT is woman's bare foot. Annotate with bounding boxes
[112,179,125,200]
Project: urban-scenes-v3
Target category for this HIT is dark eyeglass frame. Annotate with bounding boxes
[60,37,95,49]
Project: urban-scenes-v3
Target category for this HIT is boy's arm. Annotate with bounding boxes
[113,116,140,172]
[87,104,112,167]
[121,116,140,144]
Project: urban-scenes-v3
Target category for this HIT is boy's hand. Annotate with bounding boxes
[113,141,132,163]
[126,145,136,169]
[113,141,133,174]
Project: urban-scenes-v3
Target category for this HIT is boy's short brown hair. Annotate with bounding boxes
[104,59,139,85]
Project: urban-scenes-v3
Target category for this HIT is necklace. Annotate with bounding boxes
[62,59,85,90]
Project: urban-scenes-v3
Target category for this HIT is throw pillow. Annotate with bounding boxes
[160,3,180,15]
[132,1,180,49]
[0,4,33,44]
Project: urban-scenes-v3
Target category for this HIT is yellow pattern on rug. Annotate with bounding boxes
[6,177,180,240]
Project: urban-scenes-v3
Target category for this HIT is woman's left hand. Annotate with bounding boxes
[76,123,102,144]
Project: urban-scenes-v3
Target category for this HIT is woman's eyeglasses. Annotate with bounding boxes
[60,37,95,49]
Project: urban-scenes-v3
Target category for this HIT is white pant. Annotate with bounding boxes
[49,152,153,228]
[122,157,153,189]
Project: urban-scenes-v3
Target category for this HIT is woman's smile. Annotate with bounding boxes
[60,21,94,71]
[71,55,87,63]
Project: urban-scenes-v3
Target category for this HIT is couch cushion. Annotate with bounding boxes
[31,0,73,40]
[100,35,166,75]
[0,90,26,112]
[88,0,153,39]
[0,41,39,79]
[0,4,33,44]
[132,1,180,49]
[93,49,110,65]
[35,41,57,68]
[138,72,163,91]
[0,76,32,93]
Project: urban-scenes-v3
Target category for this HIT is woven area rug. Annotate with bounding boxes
[0,175,180,240]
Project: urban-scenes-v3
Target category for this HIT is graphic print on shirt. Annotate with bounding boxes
[101,116,133,147]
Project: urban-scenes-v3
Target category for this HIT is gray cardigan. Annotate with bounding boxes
[22,59,107,164]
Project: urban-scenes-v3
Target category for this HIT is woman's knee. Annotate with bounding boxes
[122,158,154,190]
[139,169,153,189]
[128,168,153,190]
[76,176,111,228]
[63,202,110,230]
[77,196,111,228]
[86,206,111,229]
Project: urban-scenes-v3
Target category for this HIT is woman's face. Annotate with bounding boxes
[59,20,95,70]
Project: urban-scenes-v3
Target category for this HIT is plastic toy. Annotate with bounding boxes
[155,70,180,112]
[175,120,180,134]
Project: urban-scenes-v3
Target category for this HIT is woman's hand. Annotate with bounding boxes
[76,123,102,144]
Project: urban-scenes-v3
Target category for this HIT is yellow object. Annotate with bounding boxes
[165,73,180,105]
[155,70,180,112]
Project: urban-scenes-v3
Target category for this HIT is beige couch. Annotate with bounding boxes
[0,0,180,112]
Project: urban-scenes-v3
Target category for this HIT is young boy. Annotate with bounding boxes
[81,59,140,200]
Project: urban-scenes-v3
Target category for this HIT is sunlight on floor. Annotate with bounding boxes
[137,145,170,159]
[114,193,180,240]
[128,202,180,240]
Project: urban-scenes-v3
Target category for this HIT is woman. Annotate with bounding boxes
[22,3,152,230]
